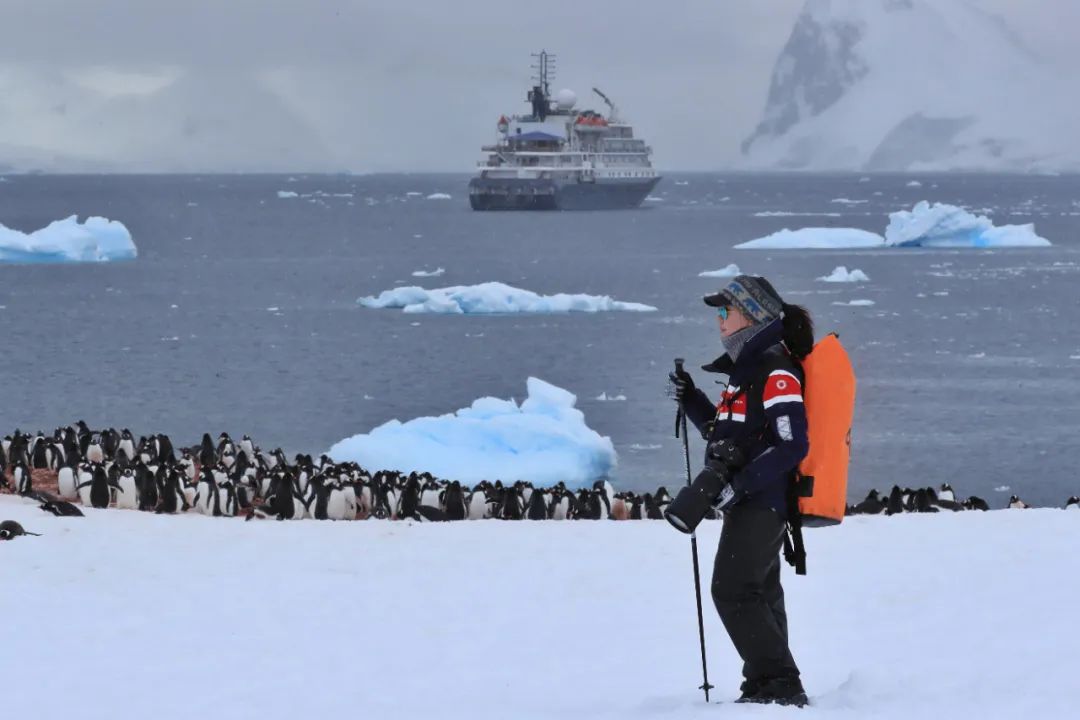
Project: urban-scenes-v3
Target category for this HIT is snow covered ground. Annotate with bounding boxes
[0,215,136,263]
[328,377,616,487]
[1,498,1076,720]
[358,281,657,314]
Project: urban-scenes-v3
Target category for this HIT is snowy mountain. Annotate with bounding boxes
[741,0,1080,172]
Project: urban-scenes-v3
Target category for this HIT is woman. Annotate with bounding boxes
[669,274,813,707]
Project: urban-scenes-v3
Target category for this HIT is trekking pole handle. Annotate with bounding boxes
[674,358,685,374]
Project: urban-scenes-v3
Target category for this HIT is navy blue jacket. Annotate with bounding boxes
[682,318,810,519]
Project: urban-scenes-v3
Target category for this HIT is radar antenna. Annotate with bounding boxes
[592,87,619,123]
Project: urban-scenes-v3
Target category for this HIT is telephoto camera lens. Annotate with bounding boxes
[664,462,731,534]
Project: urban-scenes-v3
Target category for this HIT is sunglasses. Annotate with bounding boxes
[716,306,730,320]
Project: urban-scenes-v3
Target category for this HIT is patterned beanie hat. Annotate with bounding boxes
[703,275,783,325]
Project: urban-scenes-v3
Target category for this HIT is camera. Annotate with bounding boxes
[664,440,745,534]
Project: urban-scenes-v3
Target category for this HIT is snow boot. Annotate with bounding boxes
[741,676,808,707]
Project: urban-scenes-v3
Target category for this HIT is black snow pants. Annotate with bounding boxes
[711,505,800,684]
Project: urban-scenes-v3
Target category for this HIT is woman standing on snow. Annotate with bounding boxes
[668,274,814,707]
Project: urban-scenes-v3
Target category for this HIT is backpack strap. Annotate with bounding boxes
[783,483,807,576]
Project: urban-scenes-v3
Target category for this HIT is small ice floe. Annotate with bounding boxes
[933,291,950,297]
[266,307,280,312]
[994,485,1011,492]
[858,176,870,183]
[645,195,664,202]
[277,191,299,198]
[406,191,423,197]
[817,266,870,283]
[737,228,884,250]
[411,267,446,278]
[699,263,741,278]
[186,202,198,207]
[907,180,923,187]
[358,281,657,314]
[628,443,663,451]
[595,392,627,402]
[426,193,452,200]
[832,300,876,306]
[831,198,868,205]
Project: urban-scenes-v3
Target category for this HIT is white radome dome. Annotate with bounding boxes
[555,89,577,110]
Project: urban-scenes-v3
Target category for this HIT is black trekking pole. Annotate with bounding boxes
[673,358,714,703]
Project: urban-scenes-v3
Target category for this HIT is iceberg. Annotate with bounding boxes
[357,281,657,314]
[426,193,452,200]
[698,263,741,278]
[0,215,137,264]
[736,228,885,250]
[818,266,870,283]
[884,201,1050,248]
[737,202,1051,250]
[327,377,616,487]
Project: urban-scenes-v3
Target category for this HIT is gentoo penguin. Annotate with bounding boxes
[134,462,158,511]
[57,460,79,501]
[216,479,239,517]
[913,488,938,513]
[592,479,614,519]
[1007,495,1029,509]
[194,468,217,515]
[178,452,197,482]
[420,479,441,509]
[76,464,95,505]
[13,460,32,496]
[30,433,49,469]
[396,475,422,520]
[938,483,956,503]
[114,468,140,510]
[86,436,105,464]
[325,481,349,520]
[886,485,905,515]
[339,478,358,519]
[525,487,548,520]
[416,505,449,522]
[441,481,467,521]
[963,495,990,512]
[87,465,117,509]
[198,433,215,468]
[156,471,187,514]
[238,435,255,463]
[40,500,84,517]
[465,488,488,520]
[117,429,136,463]
[611,492,630,521]
[654,486,673,516]
[852,489,886,515]
[499,485,525,520]
[629,494,645,520]
[644,493,664,520]
[1066,496,1080,510]
[0,520,41,540]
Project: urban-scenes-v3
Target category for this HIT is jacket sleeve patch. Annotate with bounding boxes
[762,369,803,410]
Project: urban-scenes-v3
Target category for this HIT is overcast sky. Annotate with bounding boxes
[0,0,1074,172]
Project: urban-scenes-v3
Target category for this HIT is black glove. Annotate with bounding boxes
[668,368,695,403]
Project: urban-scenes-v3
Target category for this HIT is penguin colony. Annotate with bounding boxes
[1,424,1077,523]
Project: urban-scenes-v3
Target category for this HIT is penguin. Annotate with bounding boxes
[30,434,49,469]
[156,471,186,514]
[79,465,116,509]
[216,479,239,517]
[114,468,140,510]
[629,494,645,520]
[886,485,905,515]
[194,468,217,515]
[913,488,938,513]
[611,492,630,521]
[57,460,79,501]
[396,475,422,520]
[325,481,349,520]
[592,479,614,519]
[415,505,449,522]
[340,479,358,519]
[0,520,42,540]
[178,452,197,482]
[117,429,136,463]
[499,485,524,520]
[964,495,990,512]
[1066,496,1080,510]
[465,488,488,520]
[938,483,956,503]
[40,499,85,517]
[654,486,673,515]
[852,489,886,515]
[644,492,664,520]
[420,479,441,509]
[547,488,571,520]
[198,433,216,468]
[1007,495,1029,509]
[239,435,255,463]
[13,460,32,495]
[525,487,548,520]
[441,481,467,521]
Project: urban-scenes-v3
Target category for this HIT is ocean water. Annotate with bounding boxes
[1,172,1078,506]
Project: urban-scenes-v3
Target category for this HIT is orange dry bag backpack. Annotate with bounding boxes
[784,332,856,575]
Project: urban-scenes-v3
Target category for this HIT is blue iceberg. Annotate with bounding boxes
[358,281,656,314]
[0,215,137,264]
[327,377,617,487]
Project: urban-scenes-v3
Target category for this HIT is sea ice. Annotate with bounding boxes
[328,377,616,486]
[277,191,298,198]
[426,193,452,200]
[833,299,876,306]
[595,392,627,402]
[411,267,446,278]
[818,266,870,283]
[698,263,741,278]
[0,215,137,264]
[357,282,656,314]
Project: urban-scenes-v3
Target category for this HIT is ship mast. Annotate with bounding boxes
[528,50,556,120]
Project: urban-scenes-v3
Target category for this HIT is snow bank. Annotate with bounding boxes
[885,201,1050,248]
[737,202,1051,250]
[327,377,615,486]
[0,215,136,263]
[698,263,741,278]
[411,267,445,278]
[357,281,656,314]
[818,266,870,283]
[426,192,452,200]
[736,228,885,250]
[1,502,1077,720]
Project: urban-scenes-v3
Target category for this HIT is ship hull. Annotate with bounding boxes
[469,177,660,211]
